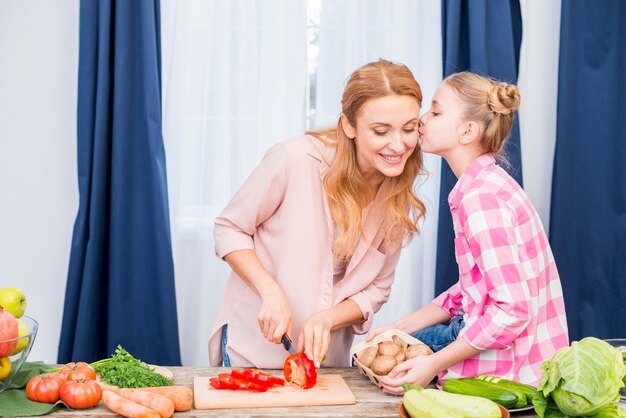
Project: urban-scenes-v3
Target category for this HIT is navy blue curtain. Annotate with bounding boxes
[549,1,626,341]
[435,0,523,295]
[58,0,181,366]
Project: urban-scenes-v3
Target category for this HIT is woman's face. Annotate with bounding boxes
[344,95,420,187]
[418,83,466,158]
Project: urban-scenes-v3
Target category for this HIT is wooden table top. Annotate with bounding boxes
[45,366,539,417]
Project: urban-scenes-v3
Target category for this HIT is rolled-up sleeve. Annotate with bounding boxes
[432,282,463,317]
[350,241,402,334]
[214,143,289,259]
[457,191,532,350]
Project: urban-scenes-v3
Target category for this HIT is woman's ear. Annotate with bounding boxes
[459,121,481,145]
[340,113,356,139]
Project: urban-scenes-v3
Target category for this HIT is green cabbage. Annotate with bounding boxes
[533,337,626,417]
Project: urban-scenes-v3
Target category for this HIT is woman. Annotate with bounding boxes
[210,59,427,368]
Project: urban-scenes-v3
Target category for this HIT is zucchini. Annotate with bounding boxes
[421,387,501,418]
[403,385,466,418]
[443,378,521,409]
[476,374,537,402]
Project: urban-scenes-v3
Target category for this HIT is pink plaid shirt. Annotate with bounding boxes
[432,153,569,385]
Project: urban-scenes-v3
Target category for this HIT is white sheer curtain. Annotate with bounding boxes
[518,0,562,231]
[160,0,561,367]
[314,0,443,340]
[161,0,307,366]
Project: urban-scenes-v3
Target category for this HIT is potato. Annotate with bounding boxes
[356,346,378,368]
[369,355,397,376]
[396,338,408,353]
[378,341,400,357]
[405,343,434,359]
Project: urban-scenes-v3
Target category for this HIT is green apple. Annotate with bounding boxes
[10,318,29,356]
[0,287,26,318]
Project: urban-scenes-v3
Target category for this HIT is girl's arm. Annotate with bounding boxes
[379,336,480,395]
[366,303,452,341]
[394,303,453,334]
[224,250,293,344]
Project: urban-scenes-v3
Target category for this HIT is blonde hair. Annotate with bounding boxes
[309,59,426,260]
[444,72,520,155]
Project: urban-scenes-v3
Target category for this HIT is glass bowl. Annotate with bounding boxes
[603,338,626,401]
[0,315,39,393]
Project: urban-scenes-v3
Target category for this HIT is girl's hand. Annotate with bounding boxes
[365,324,395,342]
[258,284,293,344]
[297,313,333,368]
[378,356,439,396]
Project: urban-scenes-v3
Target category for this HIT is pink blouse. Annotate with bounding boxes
[210,135,403,368]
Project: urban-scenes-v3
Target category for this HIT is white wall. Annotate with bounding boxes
[0,0,79,363]
[0,0,561,365]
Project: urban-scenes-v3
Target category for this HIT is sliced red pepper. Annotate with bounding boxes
[210,369,285,391]
[229,375,269,392]
[209,377,222,389]
[217,373,241,390]
[243,369,285,387]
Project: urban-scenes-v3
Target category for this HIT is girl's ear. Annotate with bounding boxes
[459,121,481,145]
[340,113,356,139]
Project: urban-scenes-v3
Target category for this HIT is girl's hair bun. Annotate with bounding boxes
[488,82,520,115]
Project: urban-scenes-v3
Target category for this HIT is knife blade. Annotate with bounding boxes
[280,334,312,377]
[281,333,297,355]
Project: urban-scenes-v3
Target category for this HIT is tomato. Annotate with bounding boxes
[59,379,102,409]
[283,353,317,389]
[59,362,96,381]
[26,373,67,403]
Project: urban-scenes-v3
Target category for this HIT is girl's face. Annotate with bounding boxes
[344,95,420,187]
[418,83,467,158]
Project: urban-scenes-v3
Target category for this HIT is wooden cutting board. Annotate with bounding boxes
[193,374,356,409]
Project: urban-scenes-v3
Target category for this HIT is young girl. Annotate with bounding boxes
[369,72,569,394]
[210,60,426,369]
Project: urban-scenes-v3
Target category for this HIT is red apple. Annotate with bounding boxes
[0,307,18,357]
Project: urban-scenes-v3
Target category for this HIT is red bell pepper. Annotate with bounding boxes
[283,353,317,389]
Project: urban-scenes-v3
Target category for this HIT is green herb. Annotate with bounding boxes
[90,345,173,388]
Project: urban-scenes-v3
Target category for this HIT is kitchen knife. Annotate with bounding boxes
[281,334,312,377]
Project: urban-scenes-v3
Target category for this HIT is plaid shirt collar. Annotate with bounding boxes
[448,153,496,209]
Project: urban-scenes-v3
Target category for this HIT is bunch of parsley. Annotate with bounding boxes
[91,345,173,388]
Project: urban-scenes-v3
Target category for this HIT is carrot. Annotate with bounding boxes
[102,390,161,418]
[117,388,175,418]
[137,386,193,411]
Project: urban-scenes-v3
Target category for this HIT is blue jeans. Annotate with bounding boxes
[221,324,232,367]
[411,316,465,353]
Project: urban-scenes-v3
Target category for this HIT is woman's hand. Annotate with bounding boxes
[378,356,439,395]
[258,284,293,344]
[297,313,333,368]
[365,324,395,342]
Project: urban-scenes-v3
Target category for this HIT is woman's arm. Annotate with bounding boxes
[224,249,292,344]
[298,299,364,367]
